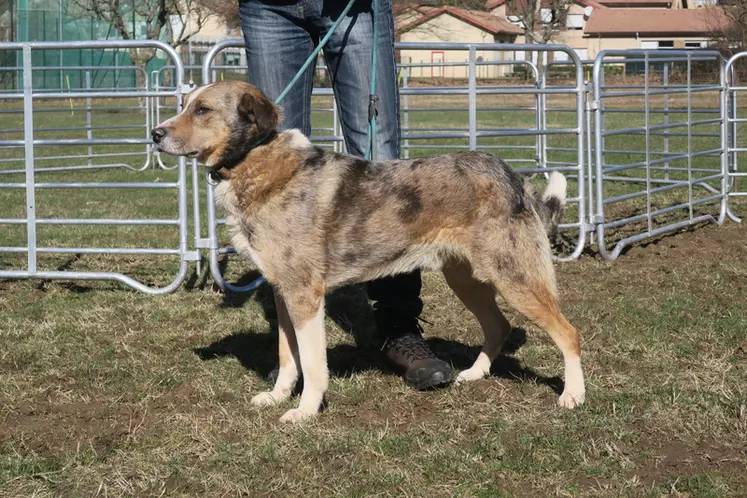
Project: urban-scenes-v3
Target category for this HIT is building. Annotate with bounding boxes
[486,0,608,61]
[584,7,732,54]
[394,0,733,78]
[396,5,523,78]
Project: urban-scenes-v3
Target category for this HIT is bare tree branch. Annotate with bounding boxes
[704,2,745,54]
[507,0,573,45]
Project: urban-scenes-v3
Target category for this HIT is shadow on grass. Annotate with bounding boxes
[193,324,563,395]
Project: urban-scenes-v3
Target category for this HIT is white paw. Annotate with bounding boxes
[454,368,487,386]
[557,390,585,409]
[279,408,316,424]
[250,391,285,407]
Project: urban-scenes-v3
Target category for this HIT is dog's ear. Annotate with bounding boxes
[238,92,278,136]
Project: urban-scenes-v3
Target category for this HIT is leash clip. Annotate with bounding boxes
[368,94,379,121]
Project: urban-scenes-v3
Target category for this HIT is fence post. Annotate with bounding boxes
[468,45,477,151]
[86,71,93,166]
[333,97,340,153]
[644,52,652,235]
[402,67,409,159]
[585,80,594,247]
[663,62,669,181]
[686,54,693,221]
[729,64,738,177]
[22,45,37,275]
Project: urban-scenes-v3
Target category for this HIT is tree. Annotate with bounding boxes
[66,0,219,87]
[506,0,574,71]
[707,1,746,54]
[210,0,241,31]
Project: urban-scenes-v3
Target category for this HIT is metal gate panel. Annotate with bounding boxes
[0,40,192,294]
[725,52,747,222]
[591,50,727,261]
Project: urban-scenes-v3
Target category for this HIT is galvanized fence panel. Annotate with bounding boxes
[725,53,747,222]
[590,50,728,260]
[2,40,745,293]
[0,40,192,293]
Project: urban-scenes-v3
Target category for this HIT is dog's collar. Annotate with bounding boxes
[206,131,275,186]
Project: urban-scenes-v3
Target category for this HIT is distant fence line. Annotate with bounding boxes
[0,39,745,293]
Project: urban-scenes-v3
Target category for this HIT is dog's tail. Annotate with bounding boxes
[539,171,567,236]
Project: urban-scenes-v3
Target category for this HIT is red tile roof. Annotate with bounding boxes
[585,7,732,36]
[397,6,524,35]
[597,0,672,4]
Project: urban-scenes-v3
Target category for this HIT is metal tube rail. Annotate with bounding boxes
[602,195,722,230]
[601,117,722,135]
[0,247,182,255]
[601,148,723,175]
[0,182,178,189]
[599,86,722,98]
[0,218,179,225]
[602,173,723,205]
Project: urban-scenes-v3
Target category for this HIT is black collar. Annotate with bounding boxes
[206,131,276,186]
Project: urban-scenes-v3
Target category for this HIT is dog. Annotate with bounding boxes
[152,81,586,423]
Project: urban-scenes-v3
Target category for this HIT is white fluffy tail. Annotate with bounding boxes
[540,172,567,235]
[543,171,567,206]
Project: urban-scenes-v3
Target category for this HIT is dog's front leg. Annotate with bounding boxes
[251,291,300,407]
[278,286,327,423]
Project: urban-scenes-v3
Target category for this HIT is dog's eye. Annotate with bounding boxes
[195,106,211,116]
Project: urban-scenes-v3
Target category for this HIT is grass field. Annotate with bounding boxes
[1,86,746,496]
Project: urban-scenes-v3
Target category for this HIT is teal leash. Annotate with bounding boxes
[236,0,379,292]
[364,0,379,161]
[273,0,379,159]
[273,0,359,107]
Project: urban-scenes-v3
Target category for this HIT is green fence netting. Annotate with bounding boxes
[0,1,171,91]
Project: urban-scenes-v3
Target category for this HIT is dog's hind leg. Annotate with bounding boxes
[487,258,585,409]
[443,262,512,385]
[251,291,300,407]
[277,286,328,423]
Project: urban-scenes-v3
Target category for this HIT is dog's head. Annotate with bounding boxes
[151,81,279,168]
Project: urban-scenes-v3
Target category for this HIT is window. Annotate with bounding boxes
[225,52,241,66]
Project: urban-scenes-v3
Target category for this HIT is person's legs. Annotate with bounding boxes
[315,0,453,389]
[239,0,316,134]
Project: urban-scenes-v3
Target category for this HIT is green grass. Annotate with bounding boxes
[1,90,746,496]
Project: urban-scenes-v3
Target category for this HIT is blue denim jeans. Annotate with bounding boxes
[239,0,423,330]
[238,0,399,159]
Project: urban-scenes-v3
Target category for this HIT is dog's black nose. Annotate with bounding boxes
[151,127,167,144]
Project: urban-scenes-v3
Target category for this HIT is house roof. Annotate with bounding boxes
[585,7,732,36]
[397,6,523,36]
[596,0,671,6]
[485,0,507,9]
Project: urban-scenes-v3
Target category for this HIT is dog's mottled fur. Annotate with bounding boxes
[153,81,586,423]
